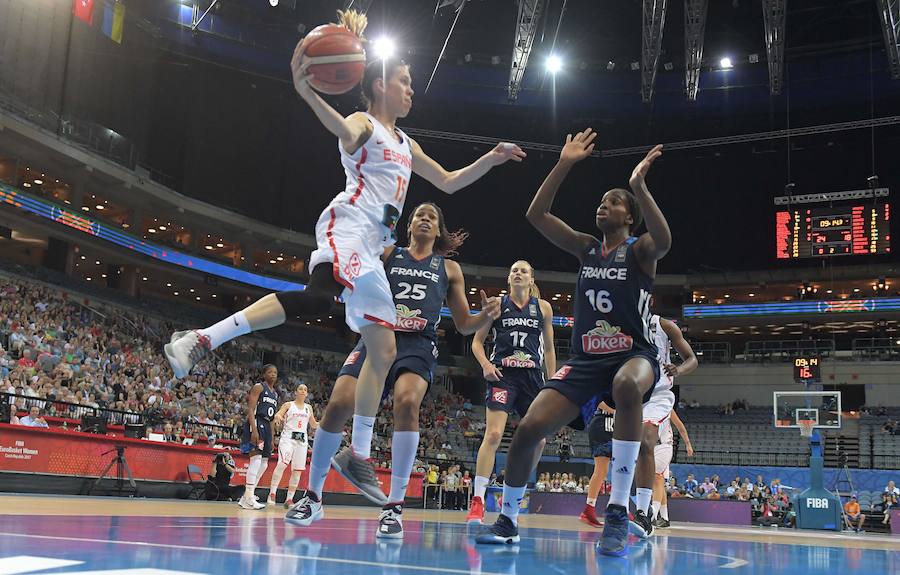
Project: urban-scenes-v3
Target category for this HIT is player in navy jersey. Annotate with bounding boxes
[238,364,280,510]
[466,260,556,525]
[477,128,670,556]
[581,401,615,527]
[286,202,500,538]
[164,9,524,505]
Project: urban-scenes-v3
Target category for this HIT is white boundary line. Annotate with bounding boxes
[0,532,502,575]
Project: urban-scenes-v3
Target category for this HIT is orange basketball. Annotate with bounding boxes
[302,24,366,95]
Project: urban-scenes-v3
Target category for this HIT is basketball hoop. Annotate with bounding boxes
[799,419,815,438]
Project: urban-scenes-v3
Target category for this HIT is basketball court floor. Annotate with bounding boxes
[1,495,897,574]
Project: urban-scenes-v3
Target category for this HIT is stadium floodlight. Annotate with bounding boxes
[719,57,733,69]
[546,55,563,74]
[372,37,396,60]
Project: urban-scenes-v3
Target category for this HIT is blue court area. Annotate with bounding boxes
[1,512,898,575]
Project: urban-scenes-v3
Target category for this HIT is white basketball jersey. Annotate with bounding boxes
[283,402,311,435]
[658,416,674,445]
[333,112,413,244]
[651,315,673,391]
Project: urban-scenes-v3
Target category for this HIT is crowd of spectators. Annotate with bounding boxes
[535,472,591,493]
[0,275,480,473]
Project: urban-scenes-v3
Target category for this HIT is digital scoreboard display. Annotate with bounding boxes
[776,203,890,258]
[793,356,821,383]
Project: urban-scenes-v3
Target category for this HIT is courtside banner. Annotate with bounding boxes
[0,425,422,497]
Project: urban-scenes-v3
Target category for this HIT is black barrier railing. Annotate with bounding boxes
[2,392,238,441]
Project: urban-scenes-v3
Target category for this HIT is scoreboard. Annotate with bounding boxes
[776,203,890,259]
[793,356,821,383]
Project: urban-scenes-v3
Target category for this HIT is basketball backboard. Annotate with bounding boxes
[773,391,842,429]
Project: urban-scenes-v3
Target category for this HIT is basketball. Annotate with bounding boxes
[302,24,366,95]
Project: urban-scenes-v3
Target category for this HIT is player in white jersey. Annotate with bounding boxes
[652,408,692,527]
[269,384,319,508]
[630,314,697,536]
[163,10,524,500]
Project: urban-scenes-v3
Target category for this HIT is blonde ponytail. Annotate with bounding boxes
[336,9,368,40]
[529,284,541,299]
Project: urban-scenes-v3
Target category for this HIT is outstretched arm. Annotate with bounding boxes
[410,138,526,195]
[526,129,599,258]
[273,401,291,427]
[308,408,319,434]
[630,145,672,272]
[661,318,698,378]
[290,40,372,152]
[539,299,556,379]
[471,318,502,382]
[445,260,501,335]
[670,409,693,456]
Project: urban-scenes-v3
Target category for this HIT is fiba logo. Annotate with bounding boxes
[805,498,829,509]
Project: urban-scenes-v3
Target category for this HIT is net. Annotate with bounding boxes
[799,419,815,438]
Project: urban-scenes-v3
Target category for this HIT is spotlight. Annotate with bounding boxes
[269,0,278,6]
[546,55,563,74]
[867,175,880,189]
[630,61,640,71]
[663,62,673,71]
[606,60,616,71]
[719,57,733,69]
[491,55,501,65]
[372,37,396,60]
[749,53,760,63]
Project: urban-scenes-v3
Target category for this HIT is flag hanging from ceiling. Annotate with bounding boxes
[102,1,126,44]
[73,0,94,24]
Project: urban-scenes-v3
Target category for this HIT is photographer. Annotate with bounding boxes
[206,452,241,501]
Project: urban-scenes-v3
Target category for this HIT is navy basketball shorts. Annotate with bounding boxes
[338,332,437,394]
[240,418,273,458]
[484,367,545,418]
[545,351,660,429]
[588,415,613,458]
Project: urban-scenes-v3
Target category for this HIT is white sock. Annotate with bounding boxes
[269,461,288,497]
[309,429,343,497]
[244,455,263,499]
[388,431,419,503]
[501,484,527,526]
[660,504,669,521]
[287,469,302,501]
[636,487,653,514]
[651,500,661,518]
[609,439,640,508]
[586,497,597,507]
[474,476,489,500]
[200,311,250,351]
[351,415,376,459]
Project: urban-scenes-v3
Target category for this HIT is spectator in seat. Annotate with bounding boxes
[886,480,900,497]
[700,476,716,495]
[19,406,48,428]
[878,489,898,525]
[770,478,782,493]
[755,475,766,491]
[843,494,866,532]
[683,473,699,496]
